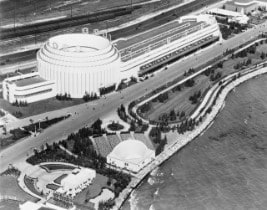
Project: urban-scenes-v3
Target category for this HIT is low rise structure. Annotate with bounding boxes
[107,139,155,173]
[2,72,56,103]
[208,8,249,24]
[224,0,267,14]
[55,168,96,198]
[2,14,221,103]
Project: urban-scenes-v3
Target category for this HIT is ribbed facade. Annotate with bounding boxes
[37,34,121,98]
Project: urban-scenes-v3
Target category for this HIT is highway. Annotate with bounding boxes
[0,21,266,173]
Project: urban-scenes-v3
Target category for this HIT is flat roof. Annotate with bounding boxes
[209,8,246,17]
[14,76,46,87]
[115,20,205,50]
[115,19,206,60]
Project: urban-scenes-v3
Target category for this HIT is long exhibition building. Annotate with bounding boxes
[3,14,221,103]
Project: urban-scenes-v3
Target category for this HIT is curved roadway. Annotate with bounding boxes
[0,22,266,173]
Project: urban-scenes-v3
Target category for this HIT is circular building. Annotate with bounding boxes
[107,139,155,173]
[37,33,121,98]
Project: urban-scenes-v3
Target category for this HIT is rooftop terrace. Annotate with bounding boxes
[14,76,46,87]
[114,19,207,61]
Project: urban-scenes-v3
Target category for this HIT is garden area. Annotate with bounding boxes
[41,164,75,172]
[107,121,124,131]
[25,119,131,202]
[137,40,267,124]
[218,19,247,40]
[117,104,149,133]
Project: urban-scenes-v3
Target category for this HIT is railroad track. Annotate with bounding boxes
[0,0,221,64]
[0,6,137,40]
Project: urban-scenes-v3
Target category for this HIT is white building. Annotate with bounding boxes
[107,139,155,173]
[37,34,121,98]
[55,168,96,197]
[208,8,249,24]
[224,0,267,14]
[3,14,221,103]
[2,72,56,103]
[116,14,222,78]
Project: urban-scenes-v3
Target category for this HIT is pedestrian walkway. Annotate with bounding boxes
[111,63,267,210]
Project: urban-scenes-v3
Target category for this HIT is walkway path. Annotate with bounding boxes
[133,38,266,124]
[112,63,267,210]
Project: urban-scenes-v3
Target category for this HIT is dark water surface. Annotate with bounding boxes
[123,74,267,210]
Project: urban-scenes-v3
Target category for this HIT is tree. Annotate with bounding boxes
[180,111,185,119]
[169,110,176,121]
[91,119,102,132]
[246,58,252,65]
[260,52,266,60]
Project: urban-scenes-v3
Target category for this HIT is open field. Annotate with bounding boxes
[0,97,85,119]
[140,43,267,122]
[0,200,20,210]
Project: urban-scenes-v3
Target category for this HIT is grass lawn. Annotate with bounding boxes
[144,76,212,121]
[23,176,42,197]
[40,164,76,172]
[0,97,85,119]
[53,174,67,185]
[0,176,38,202]
[46,183,60,191]
[140,43,267,122]
[0,200,20,210]
[74,174,114,206]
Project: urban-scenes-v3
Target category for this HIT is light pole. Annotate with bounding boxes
[70,6,73,18]
[13,2,16,31]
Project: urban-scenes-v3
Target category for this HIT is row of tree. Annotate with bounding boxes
[82,92,98,102]
[56,93,72,101]
[234,58,252,69]
[12,100,28,107]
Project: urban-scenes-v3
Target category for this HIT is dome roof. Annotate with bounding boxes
[38,33,120,67]
[48,33,110,52]
[109,139,153,163]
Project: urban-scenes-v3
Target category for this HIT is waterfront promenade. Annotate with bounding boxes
[112,64,267,210]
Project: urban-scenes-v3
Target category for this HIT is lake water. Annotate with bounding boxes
[123,74,267,210]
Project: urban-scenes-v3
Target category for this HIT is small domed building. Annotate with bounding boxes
[107,139,155,173]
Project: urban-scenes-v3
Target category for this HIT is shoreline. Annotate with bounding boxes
[112,65,267,210]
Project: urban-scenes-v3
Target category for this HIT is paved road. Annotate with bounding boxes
[0,21,266,173]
